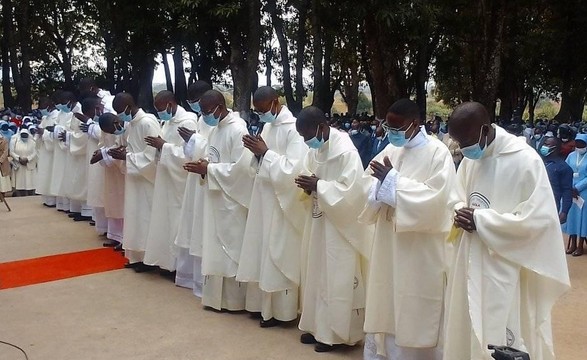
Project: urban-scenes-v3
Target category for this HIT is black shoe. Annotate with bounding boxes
[124,262,142,269]
[249,312,262,320]
[114,243,123,252]
[260,318,281,328]
[102,240,119,248]
[314,343,338,353]
[300,333,317,344]
[68,212,80,218]
[159,269,176,280]
[89,221,96,226]
[134,263,158,273]
[73,215,92,222]
[43,203,56,208]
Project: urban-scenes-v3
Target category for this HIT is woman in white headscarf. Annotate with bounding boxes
[10,129,37,196]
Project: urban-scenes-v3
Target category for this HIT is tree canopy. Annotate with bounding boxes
[1,0,585,122]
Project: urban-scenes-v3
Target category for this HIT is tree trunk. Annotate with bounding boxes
[173,45,188,104]
[161,51,174,92]
[309,0,325,111]
[1,0,14,108]
[470,0,507,116]
[293,1,310,114]
[556,84,586,123]
[265,44,272,87]
[363,14,401,119]
[415,40,429,120]
[268,0,306,113]
[229,0,261,120]
[137,57,156,112]
[10,0,32,111]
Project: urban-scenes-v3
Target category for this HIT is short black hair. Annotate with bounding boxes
[81,96,101,113]
[387,99,420,121]
[297,106,326,129]
[187,81,212,100]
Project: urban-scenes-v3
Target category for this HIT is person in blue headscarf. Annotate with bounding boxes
[563,133,587,256]
[0,121,14,143]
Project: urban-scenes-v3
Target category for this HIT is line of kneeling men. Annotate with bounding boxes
[34,80,570,360]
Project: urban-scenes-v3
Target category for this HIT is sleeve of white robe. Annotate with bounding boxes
[41,129,54,150]
[159,120,198,172]
[257,129,308,232]
[27,140,38,169]
[206,128,255,208]
[315,151,373,258]
[69,129,88,156]
[126,123,160,183]
[472,155,569,278]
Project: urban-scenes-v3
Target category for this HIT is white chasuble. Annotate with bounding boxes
[444,126,570,360]
[50,110,74,197]
[359,132,456,359]
[144,106,198,270]
[123,109,162,254]
[36,110,58,195]
[194,111,254,310]
[298,129,373,346]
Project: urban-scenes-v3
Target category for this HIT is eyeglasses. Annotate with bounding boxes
[201,105,219,116]
[382,122,413,135]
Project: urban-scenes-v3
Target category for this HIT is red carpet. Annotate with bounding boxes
[0,248,127,290]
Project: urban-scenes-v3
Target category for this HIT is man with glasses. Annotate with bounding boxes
[361,99,456,360]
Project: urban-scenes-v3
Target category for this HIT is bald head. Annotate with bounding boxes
[154,90,177,114]
[253,86,278,103]
[253,86,280,116]
[112,92,136,114]
[81,96,103,118]
[187,81,212,102]
[296,106,328,141]
[98,113,121,134]
[200,90,226,112]
[449,102,494,149]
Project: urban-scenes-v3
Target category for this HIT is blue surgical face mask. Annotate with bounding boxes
[259,101,277,123]
[188,100,201,113]
[540,145,554,157]
[57,103,72,114]
[40,108,51,117]
[157,103,173,122]
[344,123,351,129]
[251,125,258,131]
[113,123,125,136]
[461,126,488,160]
[118,106,132,123]
[203,105,220,127]
[386,122,414,147]
[371,125,377,131]
[305,125,325,149]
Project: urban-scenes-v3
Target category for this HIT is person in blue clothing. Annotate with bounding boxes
[369,125,388,161]
[541,136,573,224]
[349,118,371,168]
[563,134,587,256]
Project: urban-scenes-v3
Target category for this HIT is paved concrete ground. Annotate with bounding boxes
[0,196,585,359]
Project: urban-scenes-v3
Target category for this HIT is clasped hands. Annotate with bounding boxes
[242,134,268,157]
[454,207,476,232]
[108,146,127,160]
[184,159,209,175]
